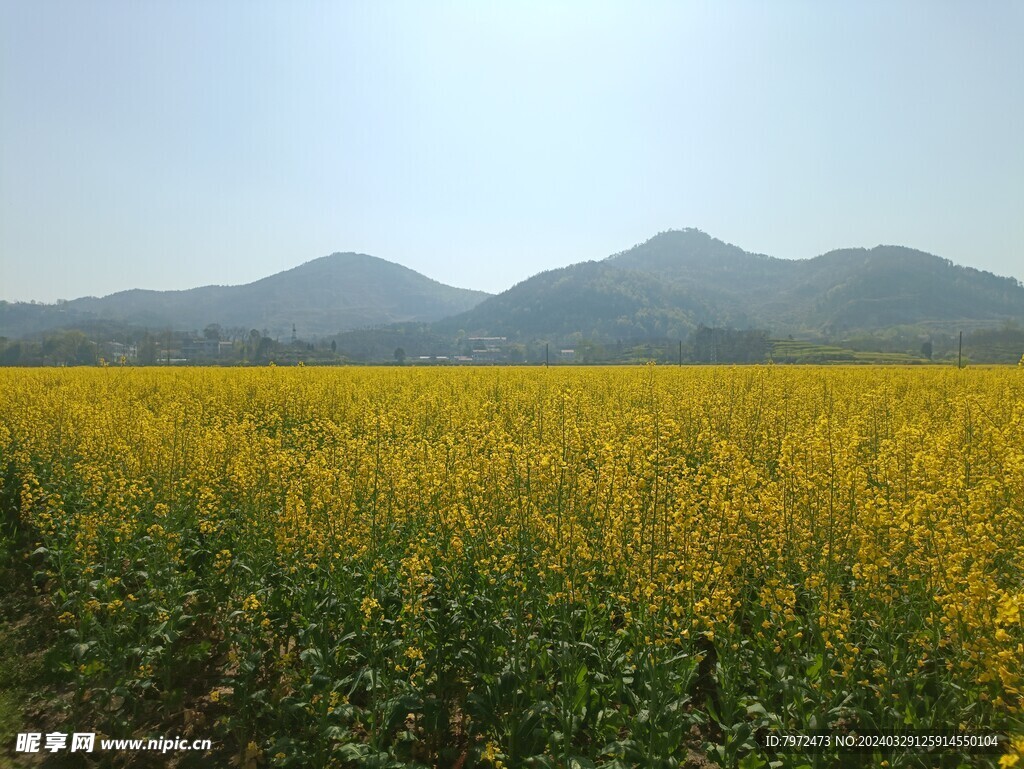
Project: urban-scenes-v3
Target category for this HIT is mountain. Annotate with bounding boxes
[440,229,1024,340]
[0,253,490,339]
[433,260,711,341]
[4,232,1022,352]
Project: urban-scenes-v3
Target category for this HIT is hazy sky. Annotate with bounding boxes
[2,1,1022,302]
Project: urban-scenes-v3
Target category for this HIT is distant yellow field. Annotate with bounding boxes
[1,366,1021,766]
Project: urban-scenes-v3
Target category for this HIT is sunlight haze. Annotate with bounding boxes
[1,1,1022,302]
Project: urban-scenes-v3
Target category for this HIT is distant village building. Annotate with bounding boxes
[106,341,138,361]
[468,336,507,362]
[178,338,234,361]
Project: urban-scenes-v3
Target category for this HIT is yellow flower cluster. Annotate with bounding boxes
[1,365,1022,757]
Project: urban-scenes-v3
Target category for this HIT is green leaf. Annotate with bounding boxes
[806,654,823,679]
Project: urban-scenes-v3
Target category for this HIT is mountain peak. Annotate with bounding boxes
[605,228,776,273]
[3,253,491,339]
[441,230,1024,341]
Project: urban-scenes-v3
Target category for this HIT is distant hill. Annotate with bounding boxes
[441,229,1024,340]
[434,260,711,341]
[0,253,490,339]
[4,232,1023,353]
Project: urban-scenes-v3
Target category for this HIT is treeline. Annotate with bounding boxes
[0,329,99,366]
[955,326,1024,364]
[2,323,1022,366]
[0,325,345,367]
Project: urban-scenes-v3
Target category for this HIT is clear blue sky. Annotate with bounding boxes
[2,1,1022,302]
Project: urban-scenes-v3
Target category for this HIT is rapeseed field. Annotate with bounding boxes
[1,366,1021,767]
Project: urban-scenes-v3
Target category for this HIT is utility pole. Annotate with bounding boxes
[545,343,549,367]
[958,331,963,369]
[679,339,683,366]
